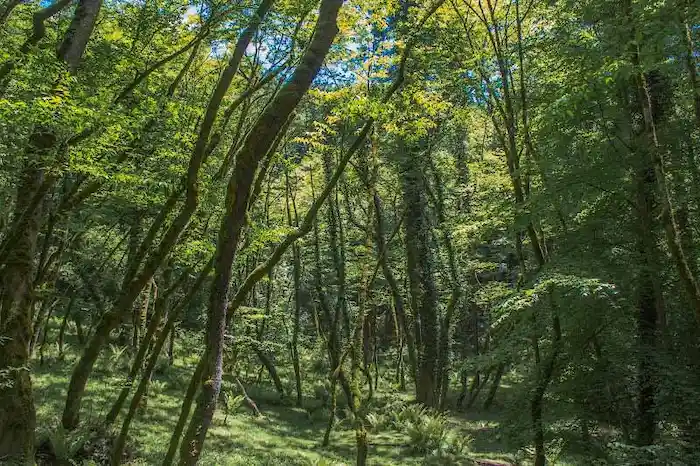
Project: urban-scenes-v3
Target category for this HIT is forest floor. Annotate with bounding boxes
[31,324,582,465]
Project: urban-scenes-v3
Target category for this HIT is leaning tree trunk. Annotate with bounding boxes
[483,363,505,409]
[178,2,343,462]
[61,0,269,431]
[252,345,286,398]
[57,0,103,73]
[30,297,52,355]
[175,4,423,457]
[105,278,169,426]
[111,298,184,463]
[38,299,57,365]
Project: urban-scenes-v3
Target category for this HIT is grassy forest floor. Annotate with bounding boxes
[31,320,587,465]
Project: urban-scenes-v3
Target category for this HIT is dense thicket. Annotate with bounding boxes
[1,0,699,464]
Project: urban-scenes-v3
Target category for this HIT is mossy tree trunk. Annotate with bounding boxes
[61,0,267,431]
[286,170,304,406]
[400,140,439,408]
[178,2,342,462]
[0,134,50,461]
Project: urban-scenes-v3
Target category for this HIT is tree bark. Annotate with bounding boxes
[57,0,103,73]
[168,324,176,366]
[163,357,206,466]
[74,312,85,344]
[58,296,75,359]
[30,298,52,355]
[483,364,505,409]
[429,157,461,409]
[400,140,439,408]
[105,279,167,426]
[634,151,661,450]
[38,299,56,365]
[0,131,51,461]
[286,171,304,406]
[111,298,181,463]
[532,308,561,466]
[178,2,342,462]
[371,188,417,384]
[252,345,285,398]
[61,0,269,430]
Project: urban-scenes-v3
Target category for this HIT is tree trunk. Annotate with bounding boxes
[105,282,167,426]
[429,158,461,410]
[61,0,263,425]
[163,358,206,466]
[483,364,505,409]
[30,298,51,355]
[111,303,180,463]
[132,279,153,350]
[624,14,663,445]
[286,171,303,406]
[291,254,303,405]
[532,308,562,466]
[38,299,56,365]
[252,345,285,398]
[178,2,342,462]
[456,371,469,408]
[371,190,417,384]
[634,163,660,448]
[74,312,85,345]
[467,370,490,409]
[352,302,369,466]
[58,295,75,359]
[168,324,175,366]
[400,140,439,407]
[0,132,49,460]
[323,378,338,447]
[57,0,103,73]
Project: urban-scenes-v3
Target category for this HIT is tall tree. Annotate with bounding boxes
[178,1,344,462]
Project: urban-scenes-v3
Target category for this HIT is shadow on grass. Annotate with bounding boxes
[32,323,516,465]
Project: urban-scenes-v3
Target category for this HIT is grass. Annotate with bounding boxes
[30,321,534,465]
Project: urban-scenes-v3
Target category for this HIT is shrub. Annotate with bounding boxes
[365,399,473,464]
[36,426,90,465]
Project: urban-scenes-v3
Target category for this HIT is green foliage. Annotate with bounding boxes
[405,413,469,457]
[37,426,90,464]
[365,400,473,464]
[2,0,700,463]
[606,441,700,466]
[107,344,130,369]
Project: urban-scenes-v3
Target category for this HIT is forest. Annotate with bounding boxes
[1,0,699,464]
